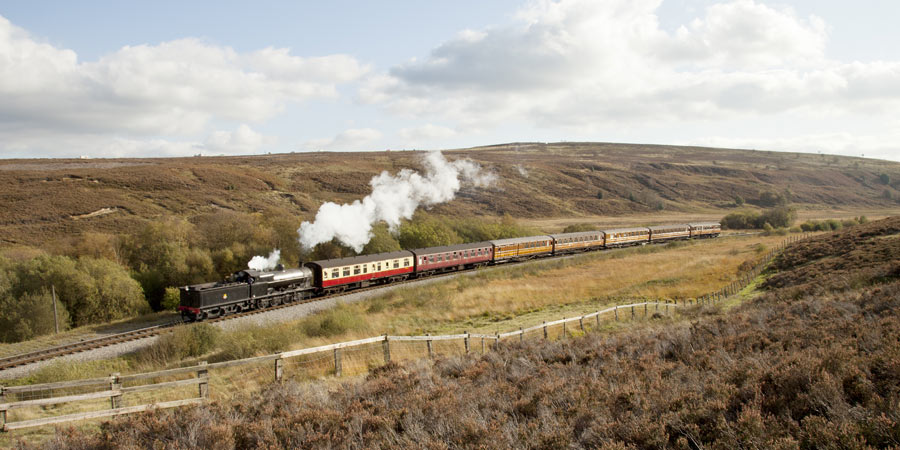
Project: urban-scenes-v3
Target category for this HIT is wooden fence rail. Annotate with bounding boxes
[1,234,802,432]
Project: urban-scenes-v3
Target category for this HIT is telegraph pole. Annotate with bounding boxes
[51,285,60,334]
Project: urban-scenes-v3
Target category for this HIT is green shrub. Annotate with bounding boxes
[216,324,294,360]
[0,290,70,343]
[162,287,181,311]
[301,306,364,338]
[134,322,220,366]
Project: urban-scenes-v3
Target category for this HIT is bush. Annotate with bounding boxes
[162,287,181,311]
[561,223,598,233]
[0,290,70,342]
[758,207,796,228]
[216,324,295,360]
[722,211,760,230]
[134,323,220,366]
[300,306,364,338]
[722,207,796,230]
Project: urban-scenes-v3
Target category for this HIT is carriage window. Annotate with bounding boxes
[363,266,368,274]
[377,263,382,271]
[332,269,339,278]
[429,255,435,263]
[342,268,350,277]
[404,259,410,267]
[393,260,399,268]
[354,266,360,275]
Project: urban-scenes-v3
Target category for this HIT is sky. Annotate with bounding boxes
[1,0,899,161]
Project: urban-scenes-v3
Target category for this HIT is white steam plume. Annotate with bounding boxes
[298,151,495,252]
[248,249,281,271]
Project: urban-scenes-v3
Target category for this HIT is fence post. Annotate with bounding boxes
[464,331,470,354]
[615,306,618,321]
[644,303,647,317]
[481,337,485,354]
[656,302,659,312]
[596,311,601,328]
[631,305,635,320]
[382,336,391,364]
[1,385,6,430]
[198,361,209,400]
[543,321,548,339]
[562,319,567,338]
[519,328,524,343]
[333,349,342,377]
[275,356,284,382]
[426,333,433,358]
[579,317,585,333]
[109,373,121,410]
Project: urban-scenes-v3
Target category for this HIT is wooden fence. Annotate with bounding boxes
[0,234,802,432]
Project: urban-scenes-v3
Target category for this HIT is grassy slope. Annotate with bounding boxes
[24,217,900,448]
[2,142,899,247]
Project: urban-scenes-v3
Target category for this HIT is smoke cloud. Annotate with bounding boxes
[298,151,495,252]
[248,249,281,271]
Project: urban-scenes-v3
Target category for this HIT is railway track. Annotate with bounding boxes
[1,233,754,372]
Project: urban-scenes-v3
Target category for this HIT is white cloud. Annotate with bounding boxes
[360,0,900,132]
[398,124,457,147]
[691,131,900,162]
[0,14,366,157]
[304,128,383,151]
[204,124,272,155]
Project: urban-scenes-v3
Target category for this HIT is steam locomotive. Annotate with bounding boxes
[178,222,720,321]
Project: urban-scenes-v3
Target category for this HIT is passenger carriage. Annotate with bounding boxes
[603,227,651,247]
[490,236,553,262]
[411,242,493,276]
[689,222,721,238]
[304,250,414,294]
[648,224,691,242]
[550,230,605,255]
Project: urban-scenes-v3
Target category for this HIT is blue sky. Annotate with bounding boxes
[1,0,899,161]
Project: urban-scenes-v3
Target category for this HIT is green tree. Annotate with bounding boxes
[361,223,402,254]
[734,195,745,206]
[397,218,461,249]
[0,291,70,343]
[120,218,214,310]
[757,207,797,229]
[879,173,891,185]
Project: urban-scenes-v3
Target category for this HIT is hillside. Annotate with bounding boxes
[30,218,900,448]
[2,142,899,248]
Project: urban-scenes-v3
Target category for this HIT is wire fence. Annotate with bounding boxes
[0,234,802,432]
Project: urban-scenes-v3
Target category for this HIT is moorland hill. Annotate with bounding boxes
[1,142,898,247]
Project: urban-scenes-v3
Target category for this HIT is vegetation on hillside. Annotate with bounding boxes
[0,212,535,342]
[29,217,900,448]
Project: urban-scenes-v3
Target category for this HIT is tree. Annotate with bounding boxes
[0,291,70,343]
[361,223,402,255]
[734,195,745,206]
[397,218,461,249]
[880,173,891,185]
[757,207,796,229]
[120,218,214,310]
